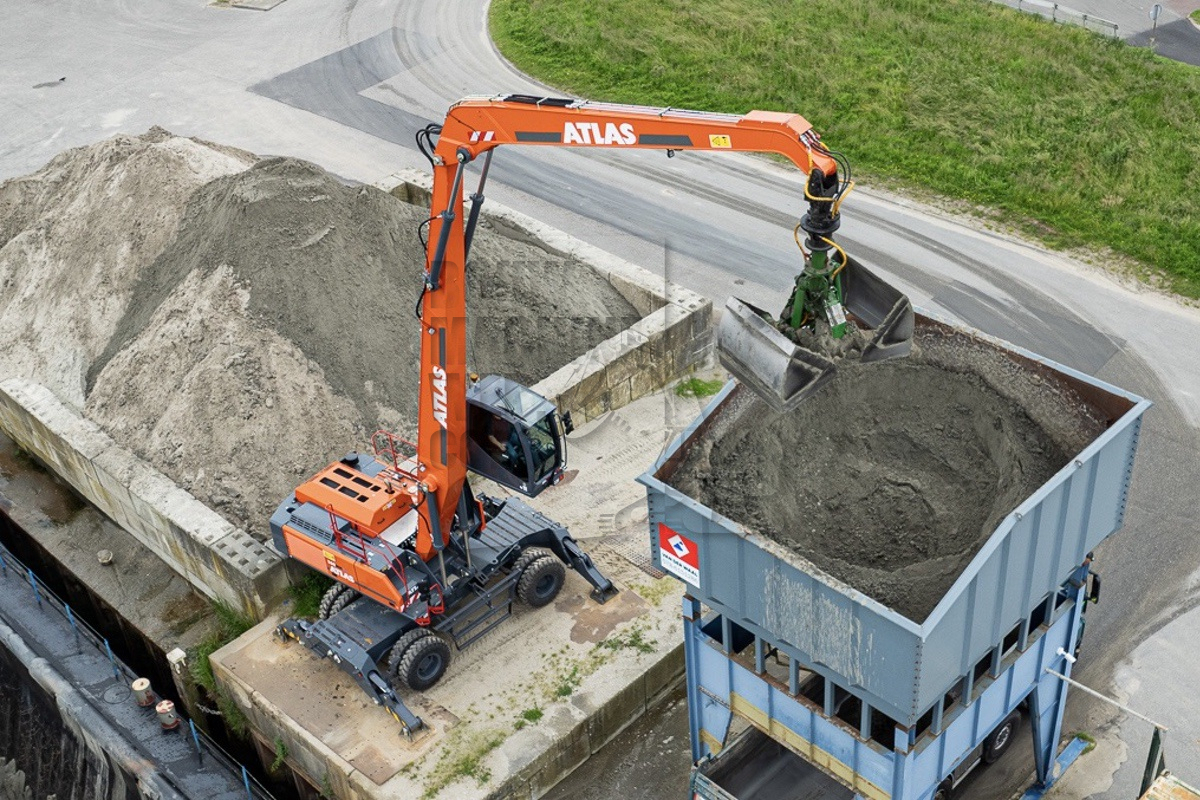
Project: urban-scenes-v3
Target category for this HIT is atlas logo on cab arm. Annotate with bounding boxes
[564,120,636,145]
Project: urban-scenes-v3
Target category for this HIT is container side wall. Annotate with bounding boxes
[913,401,1148,716]
[648,485,923,724]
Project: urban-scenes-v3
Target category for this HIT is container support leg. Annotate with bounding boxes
[1030,578,1086,786]
[684,595,705,763]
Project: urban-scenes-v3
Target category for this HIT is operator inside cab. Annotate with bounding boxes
[466,375,568,497]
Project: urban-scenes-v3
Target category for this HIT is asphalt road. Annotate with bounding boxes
[2,2,1198,798]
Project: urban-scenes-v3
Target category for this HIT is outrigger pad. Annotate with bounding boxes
[716,259,914,411]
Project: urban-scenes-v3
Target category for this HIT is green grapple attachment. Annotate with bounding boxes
[716,168,914,411]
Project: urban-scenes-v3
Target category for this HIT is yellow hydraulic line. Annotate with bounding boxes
[822,236,849,279]
[832,180,856,216]
[792,221,809,256]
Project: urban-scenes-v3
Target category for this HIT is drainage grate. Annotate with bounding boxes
[608,536,665,580]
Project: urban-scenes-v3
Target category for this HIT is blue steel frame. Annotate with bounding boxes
[684,563,1090,800]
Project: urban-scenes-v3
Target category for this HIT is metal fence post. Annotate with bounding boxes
[189,718,204,767]
[26,568,42,608]
[1140,728,1167,795]
[65,604,81,653]
[103,639,120,681]
[242,765,253,800]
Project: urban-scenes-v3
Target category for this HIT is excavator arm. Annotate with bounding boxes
[414,94,912,560]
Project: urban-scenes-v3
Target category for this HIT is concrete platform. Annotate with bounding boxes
[211,387,720,799]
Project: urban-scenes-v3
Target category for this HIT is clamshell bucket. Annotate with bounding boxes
[716,257,914,411]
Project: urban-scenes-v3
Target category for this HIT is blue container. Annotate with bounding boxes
[640,314,1150,729]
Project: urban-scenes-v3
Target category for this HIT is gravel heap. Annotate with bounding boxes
[0,129,640,537]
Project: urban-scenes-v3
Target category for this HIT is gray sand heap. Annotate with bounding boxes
[0,129,640,538]
[671,326,1107,621]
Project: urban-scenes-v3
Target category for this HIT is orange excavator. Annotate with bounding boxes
[271,95,912,734]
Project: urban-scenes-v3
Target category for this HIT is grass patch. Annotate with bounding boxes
[491,0,1200,298]
[599,624,656,654]
[421,728,507,798]
[189,600,256,738]
[1072,730,1098,754]
[271,737,289,773]
[630,577,680,607]
[288,572,333,619]
[1192,9,1200,23]
[555,665,583,697]
[675,377,725,398]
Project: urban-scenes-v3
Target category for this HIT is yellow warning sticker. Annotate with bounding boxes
[709,134,732,148]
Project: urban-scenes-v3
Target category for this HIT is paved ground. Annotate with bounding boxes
[2,2,1199,798]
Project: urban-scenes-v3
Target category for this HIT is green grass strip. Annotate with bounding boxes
[491,0,1200,297]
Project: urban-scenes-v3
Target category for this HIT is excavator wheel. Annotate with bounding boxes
[390,629,452,692]
[318,583,354,620]
[517,556,566,608]
[511,546,555,576]
[328,588,360,618]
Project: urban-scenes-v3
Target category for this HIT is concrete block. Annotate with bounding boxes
[0,379,287,616]
[609,378,633,410]
[582,673,648,753]
[522,715,591,798]
[641,642,686,703]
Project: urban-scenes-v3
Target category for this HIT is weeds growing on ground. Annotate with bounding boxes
[288,572,333,619]
[188,600,256,738]
[675,377,725,398]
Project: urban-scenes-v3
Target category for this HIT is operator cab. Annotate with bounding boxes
[466,375,571,497]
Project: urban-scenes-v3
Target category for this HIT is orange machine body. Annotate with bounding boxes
[276,442,428,611]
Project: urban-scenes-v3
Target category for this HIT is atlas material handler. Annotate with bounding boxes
[270,94,913,734]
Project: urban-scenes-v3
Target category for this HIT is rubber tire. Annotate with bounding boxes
[934,778,953,800]
[517,556,566,608]
[511,546,555,576]
[391,630,451,692]
[326,587,360,619]
[318,583,352,620]
[983,713,1020,764]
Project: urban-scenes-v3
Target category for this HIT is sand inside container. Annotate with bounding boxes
[670,326,1107,621]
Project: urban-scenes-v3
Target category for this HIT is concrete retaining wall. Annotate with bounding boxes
[0,379,288,616]
[211,614,685,800]
[382,171,712,423]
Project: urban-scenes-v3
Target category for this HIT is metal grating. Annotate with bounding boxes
[608,536,665,579]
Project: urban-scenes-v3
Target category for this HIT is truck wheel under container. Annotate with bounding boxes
[983,712,1021,764]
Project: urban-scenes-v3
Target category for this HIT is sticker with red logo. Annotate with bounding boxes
[658,523,700,586]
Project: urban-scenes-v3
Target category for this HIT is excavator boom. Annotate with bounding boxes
[418,95,911,556]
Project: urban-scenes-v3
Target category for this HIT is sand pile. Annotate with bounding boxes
[0,127,255,407]
[0,130,641,537]
[671,326,1107,621]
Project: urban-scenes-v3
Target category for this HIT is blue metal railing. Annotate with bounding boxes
[0,541,277,800]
